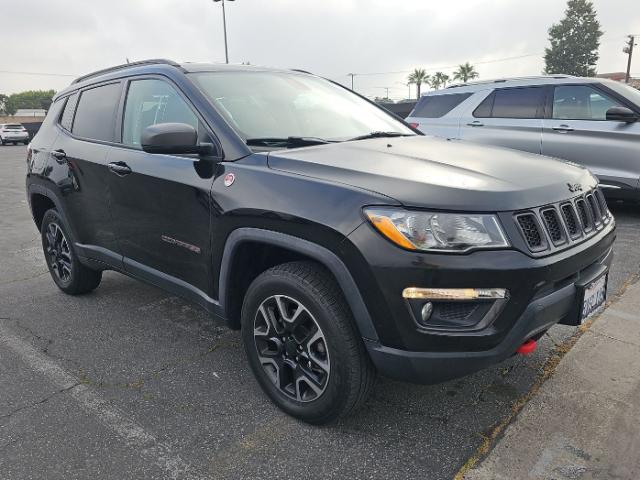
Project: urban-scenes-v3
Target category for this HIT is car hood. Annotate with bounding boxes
[266,136,597,211]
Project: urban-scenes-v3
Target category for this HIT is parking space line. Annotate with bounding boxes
[0,324,206,480]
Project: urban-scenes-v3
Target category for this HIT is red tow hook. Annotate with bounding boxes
[516,339,537,355]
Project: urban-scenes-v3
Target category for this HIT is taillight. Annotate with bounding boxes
[26,144,32,166]
[409,122,419,129]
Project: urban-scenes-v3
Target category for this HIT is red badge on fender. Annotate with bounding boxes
[223,173,235,187]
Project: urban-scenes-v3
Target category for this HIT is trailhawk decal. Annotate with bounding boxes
[161,235,201,254]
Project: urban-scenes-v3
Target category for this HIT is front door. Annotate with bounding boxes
[106,77,219,300]
[541,84,640,193]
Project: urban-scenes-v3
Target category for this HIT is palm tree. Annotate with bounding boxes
[407,68,430,98]
[453,62,479,83]
[430,71,450,90]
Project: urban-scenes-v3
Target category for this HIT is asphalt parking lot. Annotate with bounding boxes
[2,144,640,480]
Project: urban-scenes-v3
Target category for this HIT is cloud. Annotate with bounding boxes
[2,0,638,98]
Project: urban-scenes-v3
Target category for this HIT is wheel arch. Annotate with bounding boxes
[218,228,379,342]
[27,184,70,233]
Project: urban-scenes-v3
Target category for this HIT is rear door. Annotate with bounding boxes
[105,76,219,297]
[50,82,123,263]
[541,83,640,193]
[459,86,545,154]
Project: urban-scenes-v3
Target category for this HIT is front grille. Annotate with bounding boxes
[560,203,581,239]
[514,188,611,254]
[516,214,545,250]
[541,208,566,245]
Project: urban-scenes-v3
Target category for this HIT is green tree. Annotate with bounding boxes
[544,0,602,76]
[430,72,450,90]
[407,68,430,98]
[453,63,479,83]
[6,90,56,114]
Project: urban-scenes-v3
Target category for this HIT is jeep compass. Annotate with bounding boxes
[26,59,615,424]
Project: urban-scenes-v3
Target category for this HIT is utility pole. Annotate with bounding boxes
[213,0,235,64]
[624,35,636,84]
[347,73,357,91]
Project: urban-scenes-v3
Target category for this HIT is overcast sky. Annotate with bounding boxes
[2,0,639,99]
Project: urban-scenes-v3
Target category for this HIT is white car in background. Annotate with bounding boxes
[0,123,30,145]
[406,76,640,201]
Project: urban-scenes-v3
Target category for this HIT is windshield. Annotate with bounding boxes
[190,71,414,143]
[605,81,640,108]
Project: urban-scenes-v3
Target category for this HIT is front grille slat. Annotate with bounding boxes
[516,214,545,251]
[514,188,610,254]
[541,208,566,245]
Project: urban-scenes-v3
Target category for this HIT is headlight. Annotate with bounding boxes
[364,207,509,253]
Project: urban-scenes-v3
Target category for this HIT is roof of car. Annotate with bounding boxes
[54,59,306,100]
[423,75,607,96]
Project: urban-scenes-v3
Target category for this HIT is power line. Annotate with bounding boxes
[0,70,77,78]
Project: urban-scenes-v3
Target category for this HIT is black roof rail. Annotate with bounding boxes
[290,69,313,74]
[72,59,181,84]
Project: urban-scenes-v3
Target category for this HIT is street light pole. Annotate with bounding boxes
[347,73,357,91]
[213,0,234,64]
[624,35,636,84]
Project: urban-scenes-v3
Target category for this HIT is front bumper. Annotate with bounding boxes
[345,219,615,384]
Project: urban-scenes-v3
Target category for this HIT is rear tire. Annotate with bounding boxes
[241,261,375,424]
[40,209,102,295]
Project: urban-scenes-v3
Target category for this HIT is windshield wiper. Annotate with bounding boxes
[246,136,336,148]
[348,131,414,141]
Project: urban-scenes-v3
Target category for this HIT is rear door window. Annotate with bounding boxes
[72,83,121,142]
[122,78,199,148]
[474,87,544,119]
[411,93,472,118]
[552,85,624,120]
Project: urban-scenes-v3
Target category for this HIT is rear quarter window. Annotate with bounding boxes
[59,93,79,132]
[411,93,472,118]
[72,82,121,142]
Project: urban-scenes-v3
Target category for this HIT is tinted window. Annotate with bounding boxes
[60,93,79,131]
[72,83,121,142]
[553,85,623,120]
[411,93,472,118]
[473,92,495,118]
[122,79,199,148]
[490,87,544,119]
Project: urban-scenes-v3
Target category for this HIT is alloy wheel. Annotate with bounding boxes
[253,295,330,402]
[45,222,72,283]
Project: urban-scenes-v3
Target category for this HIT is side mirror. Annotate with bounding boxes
[606,106,638,123]
[141,123,213,155]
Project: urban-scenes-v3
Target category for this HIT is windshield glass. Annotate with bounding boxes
[605,81,640,108]
[190,71,414,142]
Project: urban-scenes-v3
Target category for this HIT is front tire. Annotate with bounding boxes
[40,209,102,295]
[241,261,375,424]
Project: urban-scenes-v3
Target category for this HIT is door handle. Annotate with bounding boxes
[107,161,132,176]
[552,124,574,133]
[467,120,484,127]
[51,149,67,161]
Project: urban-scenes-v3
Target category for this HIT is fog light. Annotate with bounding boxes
[421,302,434,324]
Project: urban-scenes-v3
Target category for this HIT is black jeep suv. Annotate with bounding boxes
[26,59,615,424]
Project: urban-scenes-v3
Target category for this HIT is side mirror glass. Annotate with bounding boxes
[605,106,638,123]
[141,123,213,155]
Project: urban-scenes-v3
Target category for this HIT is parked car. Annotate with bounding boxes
[0,123,30,145]
[26,60,615,424]
[406,76,640,201]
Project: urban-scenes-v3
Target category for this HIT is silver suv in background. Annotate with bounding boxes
[0,123,30,145]
[406,76,640,201]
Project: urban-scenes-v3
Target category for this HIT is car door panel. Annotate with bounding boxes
[459,87,545,154]
[106,77,218,295]
[542,84,640,194]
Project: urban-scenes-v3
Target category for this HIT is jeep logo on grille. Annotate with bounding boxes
[567,183,583,193]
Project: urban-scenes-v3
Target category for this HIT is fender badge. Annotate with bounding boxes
[223,173,235,187]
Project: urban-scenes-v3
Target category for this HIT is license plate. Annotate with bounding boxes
[581,274,607,322]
